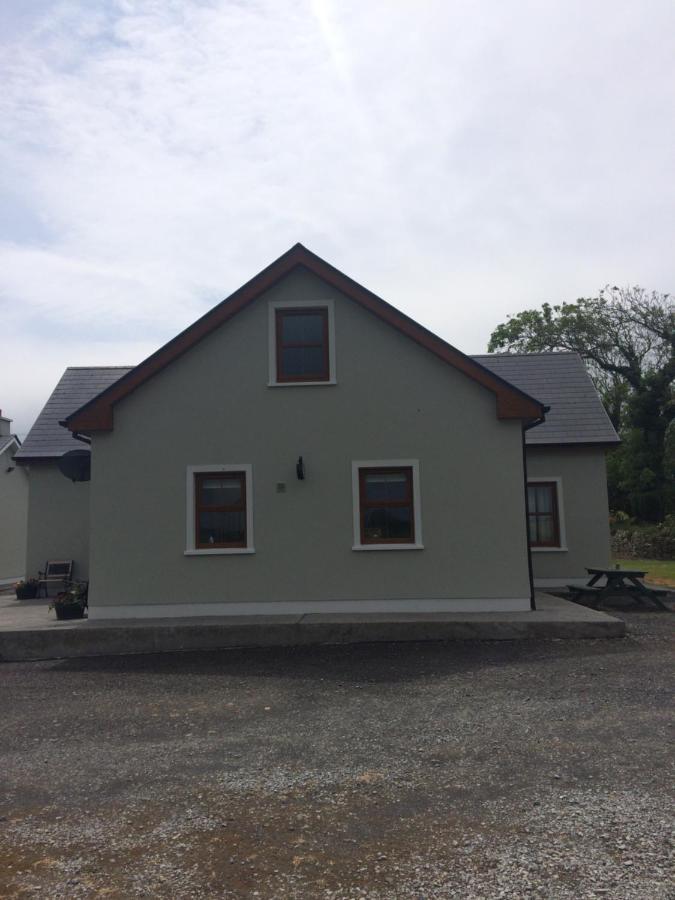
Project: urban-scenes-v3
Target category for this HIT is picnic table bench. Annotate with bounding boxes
[568,567,670,611]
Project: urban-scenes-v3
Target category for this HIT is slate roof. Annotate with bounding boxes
[14,367,132,461]
[472,352,620,445]
[16,352,618,460]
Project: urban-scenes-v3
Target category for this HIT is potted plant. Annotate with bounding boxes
[15,578,38,600]
[50,582,88,620]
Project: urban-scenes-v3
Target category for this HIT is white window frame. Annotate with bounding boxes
[351,459,424,551]
[185,464,255,555]
[527,476,567,552]
[268,298,337,386]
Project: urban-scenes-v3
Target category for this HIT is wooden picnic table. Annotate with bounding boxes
[568,567,670,611]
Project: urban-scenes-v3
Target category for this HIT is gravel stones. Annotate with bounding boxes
[0,604,673,897]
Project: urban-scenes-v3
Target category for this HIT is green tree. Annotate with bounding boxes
[488,286,675,521]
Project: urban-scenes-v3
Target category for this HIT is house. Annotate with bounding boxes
[16,244,619,618]
[0,411,29,586]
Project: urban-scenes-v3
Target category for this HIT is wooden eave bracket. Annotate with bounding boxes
[66,406,114,433]
[496,393,544,420]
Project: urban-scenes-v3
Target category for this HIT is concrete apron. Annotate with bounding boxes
[0,593,625,662]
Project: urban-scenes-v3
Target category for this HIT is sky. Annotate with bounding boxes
[2,0,674,439]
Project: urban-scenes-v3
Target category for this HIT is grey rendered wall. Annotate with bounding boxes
[25,463,90,582]
[526,446,611,584]
[0,443,28,582]
[89,268,532,610]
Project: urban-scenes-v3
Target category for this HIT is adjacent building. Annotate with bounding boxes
[13,369,130,583]
[0,411,29,585]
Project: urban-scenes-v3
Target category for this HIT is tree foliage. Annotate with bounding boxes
[488,286,675,521]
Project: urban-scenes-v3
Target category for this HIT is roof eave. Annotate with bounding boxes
[525,439,622,448]
[13,453,62,465]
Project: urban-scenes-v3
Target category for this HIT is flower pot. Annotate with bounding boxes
[16,585,38,600]
[54,603,86,620]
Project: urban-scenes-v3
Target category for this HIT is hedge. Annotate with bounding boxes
[611,518,675,561]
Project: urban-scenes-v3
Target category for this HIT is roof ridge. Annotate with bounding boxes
[471,351,579,358]
[65,365,134,371]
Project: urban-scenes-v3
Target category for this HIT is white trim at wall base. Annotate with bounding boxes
[0,575,23,586]
[534,577,587,588]
[88,597,532,620]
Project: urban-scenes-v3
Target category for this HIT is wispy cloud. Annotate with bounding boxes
[1,0,674,436]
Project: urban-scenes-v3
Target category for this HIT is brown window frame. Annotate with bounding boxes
[194,471,247,550]
[359,466,415,545]
[527,481,561,548]
[275,306,330,383]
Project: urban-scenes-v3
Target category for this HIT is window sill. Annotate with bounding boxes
[267,380,337,388]
[184,548,255,556]
[352,543,424,552]
[530,546,568,553]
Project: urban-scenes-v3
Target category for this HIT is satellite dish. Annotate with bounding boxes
[58,449,91,482]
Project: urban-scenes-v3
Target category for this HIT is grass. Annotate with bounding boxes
[613,558,675,588]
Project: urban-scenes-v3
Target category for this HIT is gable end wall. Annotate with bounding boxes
[88,270,532,613]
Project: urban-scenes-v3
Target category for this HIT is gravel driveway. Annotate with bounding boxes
[1,605,673,899]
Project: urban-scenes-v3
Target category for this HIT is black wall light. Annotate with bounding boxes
[296,456,305,480]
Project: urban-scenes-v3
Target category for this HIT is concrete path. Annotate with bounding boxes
[0,589,625,661]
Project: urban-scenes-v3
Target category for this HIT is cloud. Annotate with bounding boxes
[1,0,674,436]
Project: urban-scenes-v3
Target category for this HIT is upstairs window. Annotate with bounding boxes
[527,481,561,548]
[275,306,330,383]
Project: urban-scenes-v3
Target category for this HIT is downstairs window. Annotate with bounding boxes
[352,460,423,550]
[186,465,254,554]
[527,481,561,548]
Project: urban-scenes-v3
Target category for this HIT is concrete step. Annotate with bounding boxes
[0,594,625,662]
